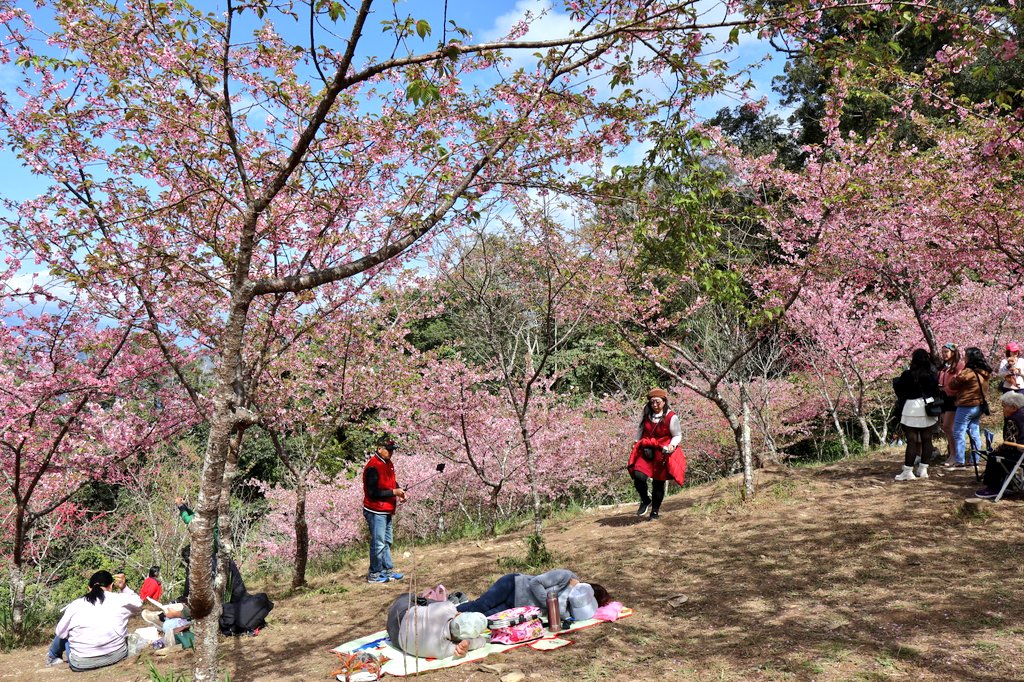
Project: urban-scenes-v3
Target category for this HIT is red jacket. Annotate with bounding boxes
[139,577,162,603]
[363,454,398,514]
[627,410,686,485]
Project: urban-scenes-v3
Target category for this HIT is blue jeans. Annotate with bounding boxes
[456,573,519,616]
[364,509,394,578]
[48,635,68,661]
[953,405,983,465]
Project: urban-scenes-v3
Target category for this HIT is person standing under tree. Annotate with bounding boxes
[996,342,1024,394]
[938,342,964,465]
[362,437,406,583]
[626,388,682,521]
[892,348,940,481]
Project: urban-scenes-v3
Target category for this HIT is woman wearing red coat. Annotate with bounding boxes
[627,388,685,520]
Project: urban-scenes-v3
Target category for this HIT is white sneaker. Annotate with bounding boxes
[915,464,929,479]
[895,466,917,481]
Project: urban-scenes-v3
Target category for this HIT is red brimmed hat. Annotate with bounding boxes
[647,388,668,400]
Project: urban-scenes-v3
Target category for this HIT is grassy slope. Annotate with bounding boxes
[6,447,1024,681]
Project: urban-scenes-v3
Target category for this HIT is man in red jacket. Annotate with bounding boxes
[363,437,406,583]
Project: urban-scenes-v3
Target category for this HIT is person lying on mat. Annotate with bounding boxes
[386,593,488,659]
[455,568,611,618]
[976,392,1024,499]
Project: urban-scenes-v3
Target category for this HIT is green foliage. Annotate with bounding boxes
[146,661,191,682]
[0,588,60,651]
[770,1,1024,151]
[496,533,558,573]
[707,104,803,170]
[788,436,865,467]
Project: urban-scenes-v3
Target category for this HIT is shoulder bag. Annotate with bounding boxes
[975,372,991,416]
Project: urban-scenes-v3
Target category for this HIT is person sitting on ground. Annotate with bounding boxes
[386,593,488,659]
[46,570,142,671]
[454,568,611,618]
[975,392,1024,499]
[139,565,162,603]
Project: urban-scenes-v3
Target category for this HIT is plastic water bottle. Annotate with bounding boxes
[546,590,560,633]
[162,621,175,648]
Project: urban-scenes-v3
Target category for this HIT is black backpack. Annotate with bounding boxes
[219,591,274,635]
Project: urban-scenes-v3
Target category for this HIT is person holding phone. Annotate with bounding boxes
[362,436,406,583]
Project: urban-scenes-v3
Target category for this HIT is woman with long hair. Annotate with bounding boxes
[938,343,965,465]
[892,348,940,480]
[948,346,994,468]
[46,570,142,670]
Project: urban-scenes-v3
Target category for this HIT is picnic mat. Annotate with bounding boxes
[330,607,632,678]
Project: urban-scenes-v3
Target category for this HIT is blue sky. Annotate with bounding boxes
[0,0,785,202]
[0,0,786,296]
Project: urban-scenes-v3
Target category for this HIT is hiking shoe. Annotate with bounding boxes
[45,655,64,667]
[386,570,404,581]
[648,511,660,521]
[367,573,389,584]
[975,488,999,499]
[636,501,651,517]
[894,466,917,481]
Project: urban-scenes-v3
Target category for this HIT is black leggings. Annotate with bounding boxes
[632,471,665,512]
[904,426,933,467]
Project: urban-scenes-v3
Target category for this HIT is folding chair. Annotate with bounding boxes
[990,440,1024,502]
[970,429,995,482]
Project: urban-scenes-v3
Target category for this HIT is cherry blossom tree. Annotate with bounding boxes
[0,2,777,671]
[3,0,1020,673]
[255,304,411,588]
[0,300,192,639]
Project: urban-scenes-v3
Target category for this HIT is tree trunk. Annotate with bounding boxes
[292,474,309,589]
[191,299,253,682]
[519,417,544,539]
[488,483,502,535]
[858,415,870,452]
[740,384,754,500]
[828,406,851,459]
[9,562,26,642]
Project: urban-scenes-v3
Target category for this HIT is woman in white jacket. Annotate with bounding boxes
[46,570,142,671]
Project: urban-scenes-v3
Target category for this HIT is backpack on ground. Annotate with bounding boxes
[219,591,274,635]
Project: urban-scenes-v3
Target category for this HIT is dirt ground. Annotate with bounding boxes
[5,447,1024,682]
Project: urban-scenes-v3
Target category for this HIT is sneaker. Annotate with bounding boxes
[386,570,404,581]
[367,573,389,584]
[45,656,64,667]
[975,488,999,499]
[447,591,468,606]
[648,511,660,521]
[636,501,651,517]
[142,609,164,627]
